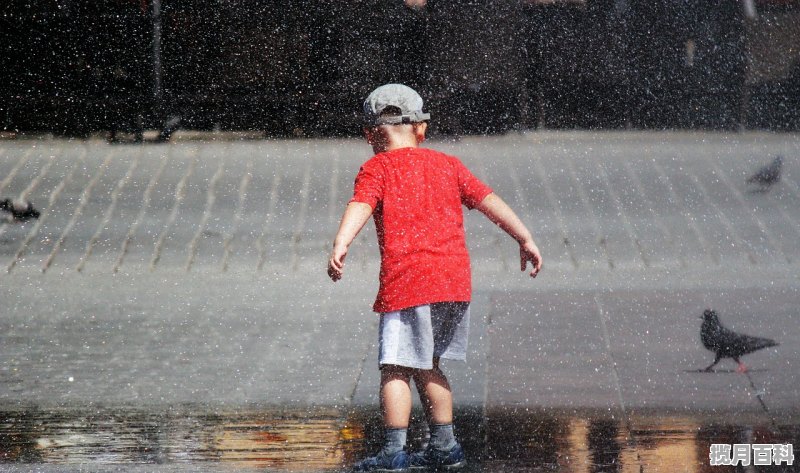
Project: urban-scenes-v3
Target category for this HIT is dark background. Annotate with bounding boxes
[1,0,798,137]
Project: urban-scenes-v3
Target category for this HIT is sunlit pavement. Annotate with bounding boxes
[1,131,799,471]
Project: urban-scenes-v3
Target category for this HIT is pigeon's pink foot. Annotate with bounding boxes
[736,362,748,374]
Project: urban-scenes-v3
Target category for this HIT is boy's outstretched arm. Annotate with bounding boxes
[328,202,374,282]
[475,192,543,278]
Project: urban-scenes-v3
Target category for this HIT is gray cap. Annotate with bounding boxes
[363,84,431,126]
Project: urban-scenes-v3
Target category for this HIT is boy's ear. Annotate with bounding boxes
[414,122,428,143]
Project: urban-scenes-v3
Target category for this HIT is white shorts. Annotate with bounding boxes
[378,302,470,370]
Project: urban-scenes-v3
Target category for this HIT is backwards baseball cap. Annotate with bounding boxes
[363,83,431,126]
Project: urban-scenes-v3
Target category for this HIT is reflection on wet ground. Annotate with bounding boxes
[0,406,797,472]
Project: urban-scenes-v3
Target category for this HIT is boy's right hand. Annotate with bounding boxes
[328,243,348,282]
[328,202,373,282]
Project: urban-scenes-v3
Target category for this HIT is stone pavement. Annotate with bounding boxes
[0,132,799,469]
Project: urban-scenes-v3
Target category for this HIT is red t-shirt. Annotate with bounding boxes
[350,147,493,313]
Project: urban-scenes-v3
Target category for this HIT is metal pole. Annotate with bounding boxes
[152,0,163,116]
[616,0,632,128]
[740,0,756,130]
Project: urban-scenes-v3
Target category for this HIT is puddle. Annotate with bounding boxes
[0,406,797,472]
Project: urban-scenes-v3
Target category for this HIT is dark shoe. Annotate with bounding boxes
[408,443,466,471]
[353,449,409,472]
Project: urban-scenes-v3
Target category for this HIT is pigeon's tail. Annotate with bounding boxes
[760,339,779,349]
[745,336,779,353]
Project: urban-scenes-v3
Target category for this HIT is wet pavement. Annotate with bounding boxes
[1,406,798,472]
[0,131,799,471]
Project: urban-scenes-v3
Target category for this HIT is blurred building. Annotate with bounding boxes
[1,0,797,136]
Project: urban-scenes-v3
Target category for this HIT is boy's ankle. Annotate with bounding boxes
[429,423,457,451]
[382,427,408,455]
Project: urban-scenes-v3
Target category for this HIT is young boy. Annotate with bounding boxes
[328,84,542,472]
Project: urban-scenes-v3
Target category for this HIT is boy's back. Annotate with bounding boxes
[352,147,492,312]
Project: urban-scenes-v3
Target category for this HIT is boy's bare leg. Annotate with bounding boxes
[413,358,453,425]
[352,365,411,468]
[380,365,413,428]
[412,357,462,462]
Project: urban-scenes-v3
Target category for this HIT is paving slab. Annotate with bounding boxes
[485,290,619,410]
[0,269,375,407]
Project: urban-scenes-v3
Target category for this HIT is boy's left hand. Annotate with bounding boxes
[520,240,543,278]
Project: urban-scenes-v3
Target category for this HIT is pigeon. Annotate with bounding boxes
[700,309,778,373]
[0,198,40,222]
[746,155,782,191]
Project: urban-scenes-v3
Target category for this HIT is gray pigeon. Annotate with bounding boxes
[0,199,40,222]
[746,155,782,191]
[700,309,778,372]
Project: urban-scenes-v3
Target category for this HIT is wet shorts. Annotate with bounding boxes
[378,302,470,370]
